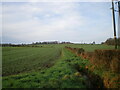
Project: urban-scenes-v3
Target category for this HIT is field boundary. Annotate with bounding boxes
[65,46,120,88]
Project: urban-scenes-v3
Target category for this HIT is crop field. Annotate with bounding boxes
[2,46,62,76]
[2,44,119,88]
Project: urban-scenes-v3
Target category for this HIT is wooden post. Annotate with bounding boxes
[118,1,120,37]
[112,0,117,49]
[118,1,120,49]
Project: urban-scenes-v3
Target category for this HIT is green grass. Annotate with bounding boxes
[3,48,89,88]
[66,44,114,52]
[38,44,114,52]
[2,44,116,88]
[2,47,62,76]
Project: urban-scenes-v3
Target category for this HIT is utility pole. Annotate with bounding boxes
[118,1,120,16]
[112,0,117,49]
[118,1,120,37]
[118,1,120,49]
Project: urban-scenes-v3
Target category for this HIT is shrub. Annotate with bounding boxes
[110,58,120,73]
[77,48,85,55]
[93,49,120,72]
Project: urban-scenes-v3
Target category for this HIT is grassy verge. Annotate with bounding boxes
[66,46,120,88]
[3,48,91,88]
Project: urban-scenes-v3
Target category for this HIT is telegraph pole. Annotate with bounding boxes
[112,0,117,49]
[118,1,120,37]
[118,1,120,49]
[118,1,120,16]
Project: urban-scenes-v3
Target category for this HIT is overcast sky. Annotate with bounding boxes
[1,1,117,44]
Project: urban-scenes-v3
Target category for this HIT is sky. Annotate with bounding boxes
[1,1,119,44]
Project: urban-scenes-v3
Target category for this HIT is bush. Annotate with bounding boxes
[93,49,120,72]
[77,48,85,55]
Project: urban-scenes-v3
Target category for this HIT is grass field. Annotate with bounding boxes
[2,47,90,88]
[2,44,116,88]
[66,44,114,52]
[2,47,62,76]
[37,44,114,52]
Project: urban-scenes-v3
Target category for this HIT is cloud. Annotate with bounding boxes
[2,0,113,3]
[2,2,113,44]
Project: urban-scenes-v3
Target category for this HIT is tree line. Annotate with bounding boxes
[101,38,120,46]
[32,41,72,44]
[1,41,73,47]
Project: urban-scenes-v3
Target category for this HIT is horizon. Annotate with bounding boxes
[0,40,104,44]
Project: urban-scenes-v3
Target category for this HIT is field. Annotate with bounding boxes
[66,44,114,52]
[2,46,61,76]
[2,44,119,88]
